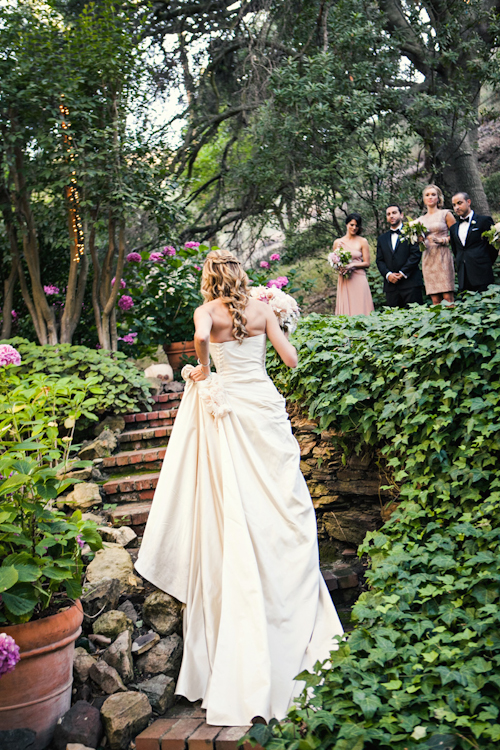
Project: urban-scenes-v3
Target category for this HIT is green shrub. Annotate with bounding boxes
[483,172,500,212]
[256,287,500,750]
[0,338,153,416]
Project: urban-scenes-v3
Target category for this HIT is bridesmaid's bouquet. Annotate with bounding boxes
[482,222,500,249]
[328,247,352,277]
[400,219,428,251]
[250,285,301,334]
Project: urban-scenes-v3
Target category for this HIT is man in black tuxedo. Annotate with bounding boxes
[450,192,498,293]
[376,204,423,307]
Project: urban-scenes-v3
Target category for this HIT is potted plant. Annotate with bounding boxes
[0,347,102,749]
[116,243,205,365]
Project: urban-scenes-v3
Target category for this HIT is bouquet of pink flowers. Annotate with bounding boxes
[328,247,352,277]
[250,285,300,333]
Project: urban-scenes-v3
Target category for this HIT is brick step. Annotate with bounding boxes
[152,392,183,411]
[124,408,177,430]
[107,501,153,527]
[102,447,167,475]
[103,472,160,504]
[119,425,174,451]
[136,718,256,750]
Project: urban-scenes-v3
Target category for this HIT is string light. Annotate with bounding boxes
[59,96,85,262]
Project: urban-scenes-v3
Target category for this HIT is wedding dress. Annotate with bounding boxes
[135,333,343,726]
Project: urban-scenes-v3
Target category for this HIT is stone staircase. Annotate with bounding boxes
[100,390,183,530]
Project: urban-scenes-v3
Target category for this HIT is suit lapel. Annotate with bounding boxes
[464,212,475,246]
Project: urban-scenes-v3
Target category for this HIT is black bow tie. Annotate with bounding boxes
[459,216,471,222]
[390,228,401,234]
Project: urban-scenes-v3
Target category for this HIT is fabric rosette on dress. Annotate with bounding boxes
[181,365,232,427]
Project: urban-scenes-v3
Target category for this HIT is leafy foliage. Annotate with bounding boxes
[0,372,103,624]
[0,338,153,416]
[257,287,500,749]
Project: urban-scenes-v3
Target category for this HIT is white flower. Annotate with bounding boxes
[64,417,75,429]
[48,421,57,428]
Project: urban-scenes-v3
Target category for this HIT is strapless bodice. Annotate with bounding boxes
[209,333,267,382]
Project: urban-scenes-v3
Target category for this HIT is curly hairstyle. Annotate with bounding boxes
[201,249,250,342]
[422,184,445,209]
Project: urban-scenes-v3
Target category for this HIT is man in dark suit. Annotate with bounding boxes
[450,192,498,293]
[376,204,423,307]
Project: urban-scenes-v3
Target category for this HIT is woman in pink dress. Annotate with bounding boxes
[333,213,374,316]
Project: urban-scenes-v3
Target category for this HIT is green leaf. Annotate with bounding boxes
[0,566,19,592]
[2,584,37,616]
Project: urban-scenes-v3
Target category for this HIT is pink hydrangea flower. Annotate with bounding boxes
[260,261,269,269]
[111,277,126,289]
[96,344,102,349]
[194,265,201,271]
[0,633,21,678]
[126,252,142,263]
[149,252,164,262]
[119,332,138,344]
[0,344,21,367]
[43,284,59,295]
[163,246,176,256]
[11,310,18,320]
[270,253,281,261]
[276,276,288,287]
[118,295,134,311]
[184,241,200,249]
[76,534,85,550]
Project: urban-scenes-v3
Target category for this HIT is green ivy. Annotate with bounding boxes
[0,338,153,417]
[255,286,500,750]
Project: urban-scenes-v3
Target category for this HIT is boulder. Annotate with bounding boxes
[101,692,152,750]
[81,512,107,525]
[142,590,182,636]
[103,630,134,683]
[134,345,170,370]
[117,599,138,624]
[144,363,173,382]
[94,415,126,437]
[97,525,137,548]
[0,729,36,750]
[322,509,380,546]
[136,634,183,678]
[64,482,102,510]
[66,745,95,750]
[131,631,160,656]
[79,429,117,460]
[85,544,142,594]
[82,578,121,617]
[135,674,175,714]
[52,701,103,750]
[73,647,96,684]
[93,610,134,639]
[89,660,127,694]
[145,376,162,395]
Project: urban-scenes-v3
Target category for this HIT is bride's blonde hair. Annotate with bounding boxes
[201,249,250,342]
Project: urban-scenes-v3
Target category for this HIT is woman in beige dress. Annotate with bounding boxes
[417,184,456,304]
[333,213,374,316]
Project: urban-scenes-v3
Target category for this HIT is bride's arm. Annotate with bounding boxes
[265,307,298,368]
[191,306,213,381]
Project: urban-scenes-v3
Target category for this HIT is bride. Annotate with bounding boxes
[135,249,343,726]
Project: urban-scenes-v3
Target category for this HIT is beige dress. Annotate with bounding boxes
[335,248,374,316]
[135,334,343,726]
[418,209,455,295]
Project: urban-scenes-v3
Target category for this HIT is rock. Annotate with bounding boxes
[73,647,96,684]
[136,674,175,713]
[63,482,102,510]
[145,376,162,395]
[52,700,103,750]
[0,729,36,750]
[103,630,134,683]
[117,599,138,624]
[82,578,121,617]
[323,509,380,545]
[79,429,117,460]
[56,460,93,482]
[89,660,127,694]
[142,591,182,636]
[66,744,95,750]
[144,363,173,382]
[131,631,160,656]
[72,682,92,703]
[97,525,137,548]
[134,345,170,370]
[93,610,134,639]
[94,415,126,437]
[101,692,152,750]
[136,634,183,678]
[81,512,107,525]
[88,633,112,646]
[85,544,142,594]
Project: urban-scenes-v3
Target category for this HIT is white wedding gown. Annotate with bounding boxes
[135,333,343,726]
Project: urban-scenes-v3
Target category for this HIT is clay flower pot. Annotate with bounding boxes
[163,340,196,370]
[0,600,83,749]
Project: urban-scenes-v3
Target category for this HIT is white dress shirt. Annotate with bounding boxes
[386,223,407,280]
[458,211,474,246]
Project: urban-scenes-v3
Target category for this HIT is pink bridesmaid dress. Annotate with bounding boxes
[335,248,374,316]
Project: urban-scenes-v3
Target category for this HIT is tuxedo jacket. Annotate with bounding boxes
[449,214,497,289]
[376,231,423,293]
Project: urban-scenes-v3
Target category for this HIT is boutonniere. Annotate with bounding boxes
[471,220,476,225]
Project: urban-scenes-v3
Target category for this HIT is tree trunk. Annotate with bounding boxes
[100,218,126,351]
[1,260,18,340]
[60,189,89,344]
[436,130,490,214]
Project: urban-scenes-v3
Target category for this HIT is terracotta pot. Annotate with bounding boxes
[0,600,83,749]
[163,340,196,370]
